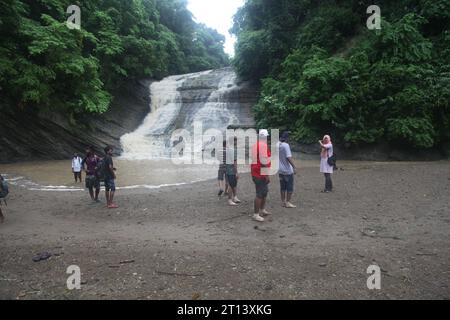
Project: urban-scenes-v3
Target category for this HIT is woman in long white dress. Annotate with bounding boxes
[319,135,333,192]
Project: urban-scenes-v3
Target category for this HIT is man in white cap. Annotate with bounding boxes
[250,129,271,222]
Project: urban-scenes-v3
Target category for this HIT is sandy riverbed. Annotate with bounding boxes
[0,160,449,299]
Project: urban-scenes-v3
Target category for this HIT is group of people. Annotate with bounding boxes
[1,132,334,224]
[71,131,334,222]
[71,145,118,209]
[217,130,335,222]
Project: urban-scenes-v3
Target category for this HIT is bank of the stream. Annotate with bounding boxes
[0,160,449,299]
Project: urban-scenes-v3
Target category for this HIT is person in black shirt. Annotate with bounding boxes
[0,174,8,223]
[104,146,118,208]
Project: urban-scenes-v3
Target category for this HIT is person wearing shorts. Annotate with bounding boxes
[225,137,240,206]
[84,147,101,202]
[217,140,228,197]
[278,131,297,208]
[103,146,118,209]
[250,129,271,222]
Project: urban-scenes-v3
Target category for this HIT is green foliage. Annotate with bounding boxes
[0,0,229,115]
[233,0,450,150]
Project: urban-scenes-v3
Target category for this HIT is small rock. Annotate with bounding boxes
[264,284,273,291]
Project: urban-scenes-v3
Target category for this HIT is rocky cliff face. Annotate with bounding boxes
[0,80,152,163]
[0,69,260,163]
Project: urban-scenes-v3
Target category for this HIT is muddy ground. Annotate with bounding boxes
[0,161,449,299]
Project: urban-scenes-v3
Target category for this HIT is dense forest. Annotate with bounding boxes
[231,0,450,150]
[0,0,229,115]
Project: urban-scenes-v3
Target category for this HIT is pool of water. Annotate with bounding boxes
[0,155,325,192]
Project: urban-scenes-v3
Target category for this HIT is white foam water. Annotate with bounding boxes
[120,68,246,160]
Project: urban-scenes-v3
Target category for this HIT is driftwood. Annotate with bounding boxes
[155,270,204,277]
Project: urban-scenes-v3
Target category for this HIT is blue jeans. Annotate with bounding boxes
[279,174,294,193]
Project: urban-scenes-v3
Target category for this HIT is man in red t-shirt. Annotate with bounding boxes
[251,129,271,222]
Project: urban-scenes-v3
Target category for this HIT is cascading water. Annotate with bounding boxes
[1,69,257,192]
[120,68,255,160]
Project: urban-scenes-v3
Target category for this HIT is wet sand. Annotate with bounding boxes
[0,160,449,299]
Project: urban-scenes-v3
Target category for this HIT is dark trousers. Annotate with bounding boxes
[74,172,82,182]
[324,173,332,191]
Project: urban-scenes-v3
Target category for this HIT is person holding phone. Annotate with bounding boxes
[319,135,333,193]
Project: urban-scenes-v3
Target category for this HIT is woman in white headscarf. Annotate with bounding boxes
[319,135,333,192]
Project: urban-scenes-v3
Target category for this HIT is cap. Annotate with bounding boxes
[259,129,269,137]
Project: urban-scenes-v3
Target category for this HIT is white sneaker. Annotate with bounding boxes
[252,214,265,222]
[233,197,241,203]
[260,209,271,216]
[285,202,297,208]
[228,199,238,206]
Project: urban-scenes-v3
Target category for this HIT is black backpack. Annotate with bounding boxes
[327,151,337,169]
[95,159,106,181]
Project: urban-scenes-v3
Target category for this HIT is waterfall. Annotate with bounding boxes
[120,68,255,160]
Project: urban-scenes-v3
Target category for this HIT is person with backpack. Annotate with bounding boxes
[72,153,83,183]
[0,174,9,223]
[319,135,334,193]
[83,147,101,202]
[103,146,118,209]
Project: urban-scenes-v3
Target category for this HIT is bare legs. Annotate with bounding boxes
[106,190,115,206]
[281,191,293,204]
[254,196,266,214]
[89,188,100,201]
[228,187,236,200]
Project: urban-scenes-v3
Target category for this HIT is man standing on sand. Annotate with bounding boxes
[278,132,297,208]
[217,140,228,197]
[72,153,83,183]
[84,147,101,202]
[104,146,118,209]
[251,129,271,222]
[226,137,241,206]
